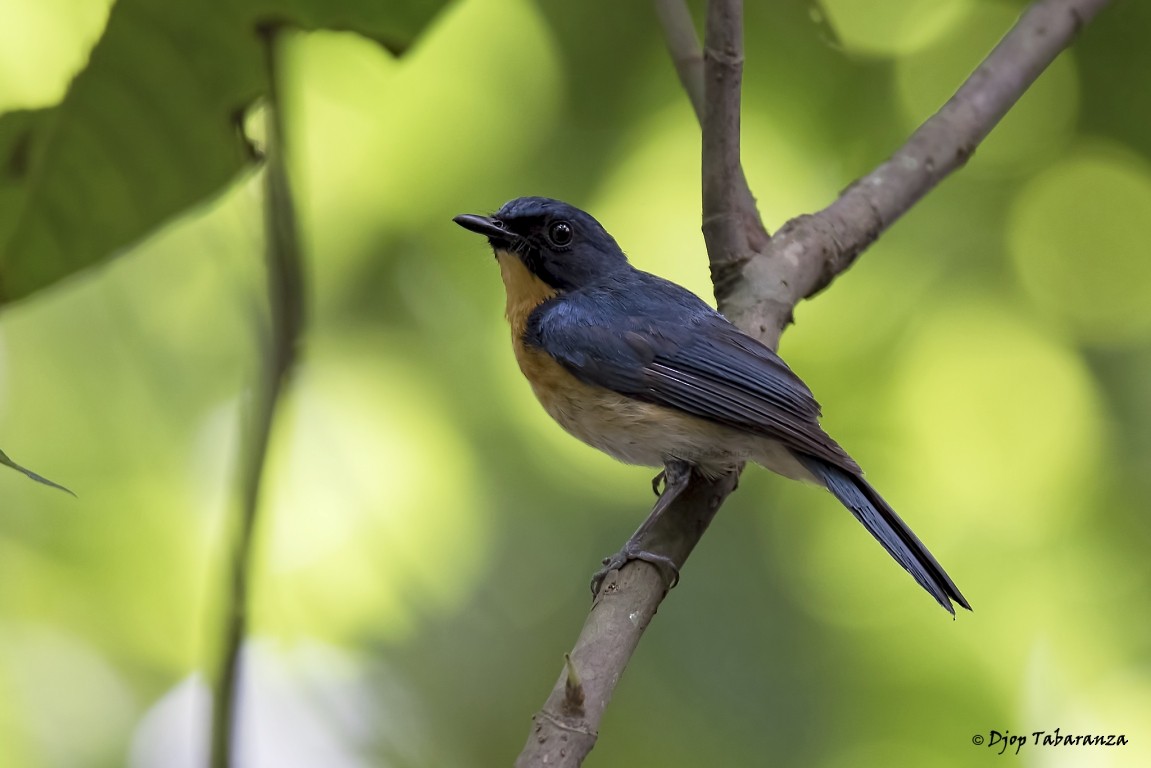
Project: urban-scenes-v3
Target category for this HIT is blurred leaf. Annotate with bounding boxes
[0,0,448,305]
[0,447,74,495]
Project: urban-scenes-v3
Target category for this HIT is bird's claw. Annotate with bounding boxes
[589,544,680,596]
[650,470,666,497]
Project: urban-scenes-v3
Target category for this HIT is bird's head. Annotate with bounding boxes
[454,197,628,292]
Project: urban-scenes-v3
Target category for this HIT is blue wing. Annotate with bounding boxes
[525,270,858,472]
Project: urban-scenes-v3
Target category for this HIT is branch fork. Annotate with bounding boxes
[515,1,1111,765]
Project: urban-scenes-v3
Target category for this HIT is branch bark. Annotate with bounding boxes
[514,0,1109,765]
[656,0,769,297]
[513,469,738,768]
[700,0,769,295]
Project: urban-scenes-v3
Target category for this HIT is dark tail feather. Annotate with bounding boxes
[799,456,971,615]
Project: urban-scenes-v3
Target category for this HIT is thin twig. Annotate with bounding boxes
[513,0,1110,766]
[209,25,305,768]
[652,0,704,118]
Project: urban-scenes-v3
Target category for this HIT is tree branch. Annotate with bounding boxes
[514,0,1109,765]
[513,468,738,768]
[209,25,305,768]
[654,0,767,299]
[722,0,1112,349]
[700,1,768,296]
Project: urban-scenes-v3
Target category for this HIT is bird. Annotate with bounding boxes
[454,196,970,615]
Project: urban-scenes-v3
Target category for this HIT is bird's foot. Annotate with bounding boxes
[592,459,693,595]
[589,542,680,596]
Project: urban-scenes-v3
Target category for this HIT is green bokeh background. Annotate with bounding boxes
[2,0,1150,766]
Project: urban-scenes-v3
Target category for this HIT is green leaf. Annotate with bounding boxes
[0,447,75,496]
[0,0,448,305]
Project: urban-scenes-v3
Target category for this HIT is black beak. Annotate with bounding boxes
[453,213,518,244]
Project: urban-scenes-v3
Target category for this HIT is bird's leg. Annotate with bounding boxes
[591,460,693,596]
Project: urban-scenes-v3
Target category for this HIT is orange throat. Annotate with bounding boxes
[496,250,557,340]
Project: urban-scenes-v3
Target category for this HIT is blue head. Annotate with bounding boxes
[454,197,629,291]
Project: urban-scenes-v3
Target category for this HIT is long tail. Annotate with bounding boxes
[798,455,971,615]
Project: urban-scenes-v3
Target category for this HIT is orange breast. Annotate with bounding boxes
[497,249,556,340]
[495,248,600,430]
[494,249,767,474]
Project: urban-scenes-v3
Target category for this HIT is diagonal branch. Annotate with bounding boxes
[722,0,1112,349]
[514,0,1110,765]
[513,469,738,768]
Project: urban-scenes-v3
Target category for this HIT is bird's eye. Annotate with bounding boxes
[547,221,574,247]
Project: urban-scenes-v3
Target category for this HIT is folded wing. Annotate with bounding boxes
[526,277,858,472]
